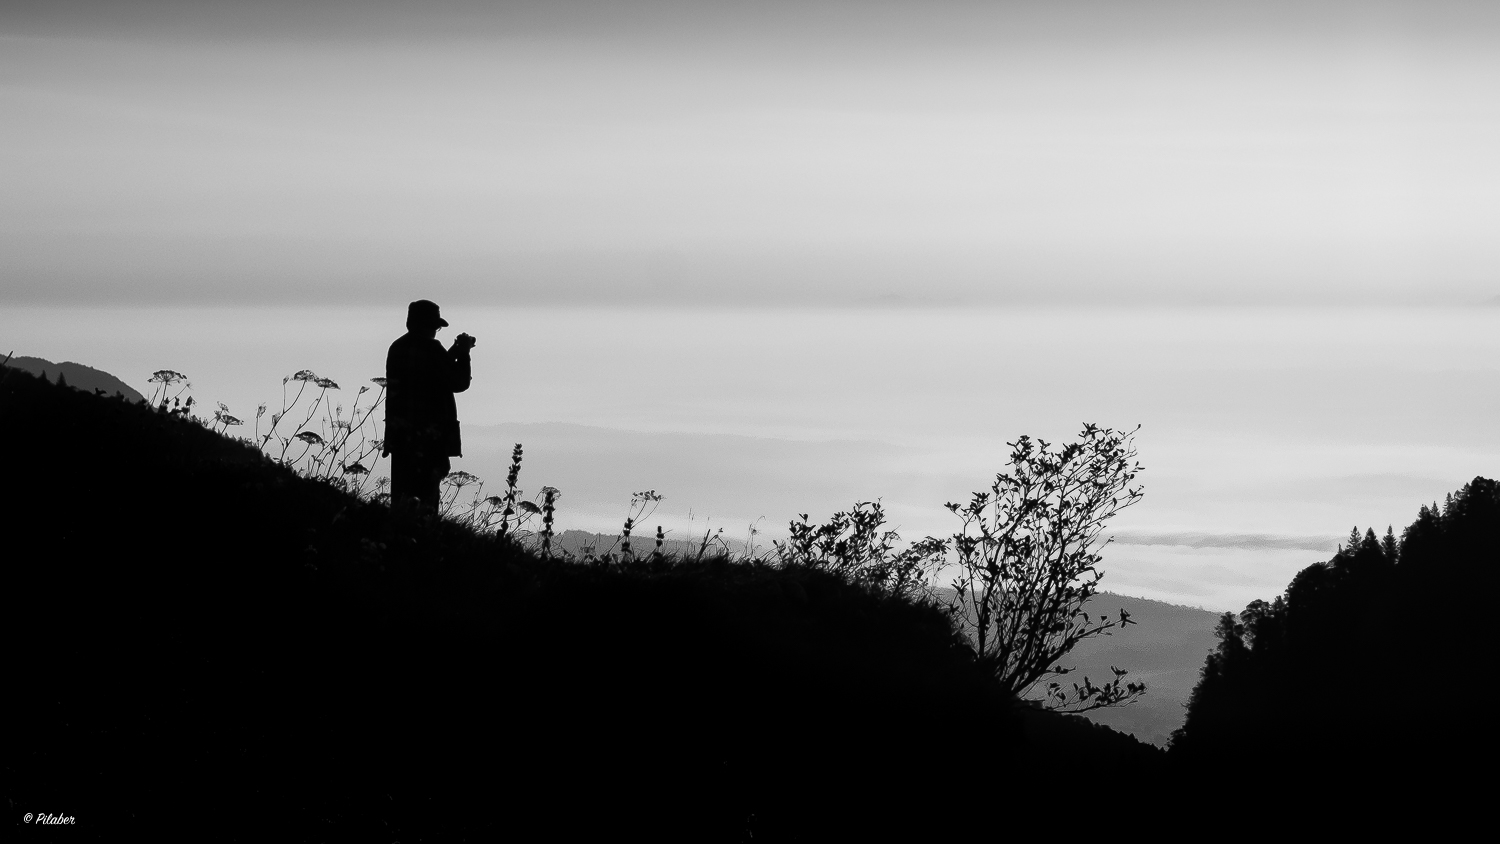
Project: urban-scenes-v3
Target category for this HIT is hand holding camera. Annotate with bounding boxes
[454,332,477,352]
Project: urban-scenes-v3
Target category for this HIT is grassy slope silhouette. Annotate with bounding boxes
[1,367,1160,839]
[550,534,1223,749]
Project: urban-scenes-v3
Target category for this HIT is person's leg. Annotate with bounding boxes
[389,450,414,505]
[417,455,450,511]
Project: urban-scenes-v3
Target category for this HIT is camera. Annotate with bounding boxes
[455,332,477,350]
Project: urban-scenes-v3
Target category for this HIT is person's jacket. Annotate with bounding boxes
[382,333,472,457]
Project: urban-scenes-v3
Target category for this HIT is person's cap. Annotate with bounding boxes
[407,299,449,328]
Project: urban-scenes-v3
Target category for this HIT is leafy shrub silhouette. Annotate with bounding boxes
[775,500,947,600]
[942,423,1145,711]
[775,424,1147,712]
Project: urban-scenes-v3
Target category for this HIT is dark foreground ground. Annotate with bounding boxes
[4,368,1176,840]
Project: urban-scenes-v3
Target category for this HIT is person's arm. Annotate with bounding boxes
[382,341,409,455]
[446,335,474,394]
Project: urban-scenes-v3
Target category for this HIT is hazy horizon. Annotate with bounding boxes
[8,301,1498,612]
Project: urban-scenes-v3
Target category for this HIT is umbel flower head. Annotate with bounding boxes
[342,462,369,475]
[148,370,186,385]
[443,470,481,490]
[295,431,325,445]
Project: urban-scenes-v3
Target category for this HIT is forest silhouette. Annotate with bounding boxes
[1170,477,1500,793]
[2,362,1489,836]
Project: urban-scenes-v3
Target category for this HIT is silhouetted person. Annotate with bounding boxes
[383,300,474,510]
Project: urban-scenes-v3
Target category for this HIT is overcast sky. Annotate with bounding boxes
[5,0,1500,307]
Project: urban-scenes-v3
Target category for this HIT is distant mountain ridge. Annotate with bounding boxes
[1061,592,1220,745]
[2,353,144,402]
[933,587,1218,746]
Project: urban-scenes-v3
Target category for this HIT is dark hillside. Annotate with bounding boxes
[0,367,1159,839]
[554,538,1217,746]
